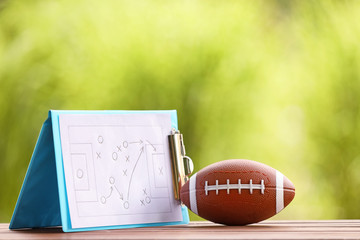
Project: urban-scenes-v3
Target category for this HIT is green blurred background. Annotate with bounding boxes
[1,0,360,222]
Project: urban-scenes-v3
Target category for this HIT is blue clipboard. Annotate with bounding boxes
[9,110,189,232]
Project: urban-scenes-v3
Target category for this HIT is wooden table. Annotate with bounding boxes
[1,220,360,239]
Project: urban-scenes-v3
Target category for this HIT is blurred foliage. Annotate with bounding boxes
[1,0,360,222]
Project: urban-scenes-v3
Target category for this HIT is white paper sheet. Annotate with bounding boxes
[59,113,183,228]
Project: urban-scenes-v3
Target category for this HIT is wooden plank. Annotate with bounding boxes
[1,221,360,239]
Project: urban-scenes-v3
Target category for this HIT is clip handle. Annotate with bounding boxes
[169,129,194,200]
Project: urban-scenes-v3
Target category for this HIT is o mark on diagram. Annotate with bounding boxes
[112,152,118,161]
[123,141,128,148]
[76,169,84,179]
[100,196,106,204]
[98,136,104,144]
[124,201,129,209]
[145,196,151,204]
[109,177,115,184]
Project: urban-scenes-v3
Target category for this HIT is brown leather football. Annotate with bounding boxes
[180,159,295,225]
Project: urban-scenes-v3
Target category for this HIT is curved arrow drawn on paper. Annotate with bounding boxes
[127,146,144,200]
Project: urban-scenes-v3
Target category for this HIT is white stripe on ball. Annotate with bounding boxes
[189,173,198,215]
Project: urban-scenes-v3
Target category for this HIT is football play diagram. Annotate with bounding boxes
[59,113,183,228]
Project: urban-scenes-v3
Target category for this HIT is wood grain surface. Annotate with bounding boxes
[1,220,360,239]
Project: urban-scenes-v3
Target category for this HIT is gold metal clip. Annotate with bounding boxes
[168,129,194,200]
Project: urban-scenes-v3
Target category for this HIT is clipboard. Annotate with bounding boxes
[9,110,192,232]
